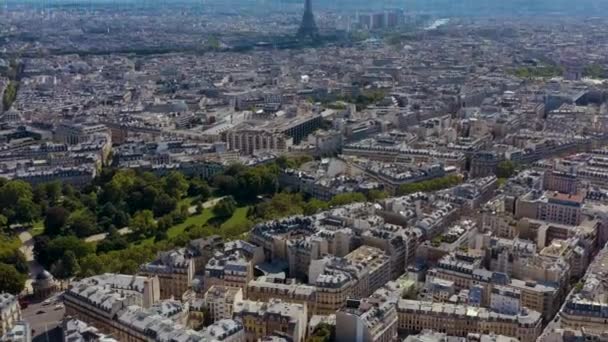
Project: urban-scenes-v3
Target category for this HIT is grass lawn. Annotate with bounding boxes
[166,205,250,239]
[134,204,251,246]
[166,208,216,239]
[221,207,249,228]
[178,196,198,208]
[0,235,22,257]
[31,220,45,237]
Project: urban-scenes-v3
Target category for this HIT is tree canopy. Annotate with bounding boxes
[0,263,25,295]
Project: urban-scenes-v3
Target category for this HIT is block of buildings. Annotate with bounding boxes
[0,294,21,338]
[232,298,307,342]
[139,248,195,300]
[203,285,244,323]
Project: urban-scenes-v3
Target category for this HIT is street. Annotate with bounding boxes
[21,293,64,342]
[18,230,42,294]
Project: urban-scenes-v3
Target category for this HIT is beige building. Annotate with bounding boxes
[200,319,245,342]
[63,274,160,335]
[397,300,542,342]
[247,276,318,317]
[336,298,398,342]
[361,225,418,280]
[233,299,308,342]
[226,129,292,155]
[430,253,560,321]
[558,241,608,334]
[515,191,583,226]
[188,236,225,274]
[203,285,243,323]
[203,240,264,296]
[0,294,21,337]
[139,248,195,300]
[543,170,578,194]
[344,246,391,297]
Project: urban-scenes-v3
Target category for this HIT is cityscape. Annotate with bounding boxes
[0,1,608,342]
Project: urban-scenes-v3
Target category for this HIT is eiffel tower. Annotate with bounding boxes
[297,0,319,40]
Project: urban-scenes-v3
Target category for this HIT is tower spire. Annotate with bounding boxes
[298,0,319,40]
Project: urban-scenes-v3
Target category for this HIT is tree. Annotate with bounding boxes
[45,181,62,204]
[307,323,334,342]
[62,183,76,197]
[329,192,367,207]
[213,196,237,218]
[67,209,97,237]
[164,172,189,199]
[153,193,178,217]
[0,250,28,274]
[496,160,516,179]
[78,254,106,277]
[80,192,98,212]
[303,199,329,215]
[0,180,33,209]
[33,235,51,267]
[52,250,80,280]
[397,175,462,196]
[188,178,211,200]
[44,207,70,236]
[35,235,94,270]
[130,210,157,238]
[366,189,388,201]
[154,230,168,242]
[0,215,7,232]
[252,193,306,220]
[96,227,128,254]
[157,215,174,232]
[14,198,39,224]
[0,263,25,295]
[213,175,239,196]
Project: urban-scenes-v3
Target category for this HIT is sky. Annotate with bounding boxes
[4,0,608,16]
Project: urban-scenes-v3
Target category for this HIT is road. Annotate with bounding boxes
[84,227,132,243]
[22,294,64,342]
[188,196,225,214]
[18,230,42,294]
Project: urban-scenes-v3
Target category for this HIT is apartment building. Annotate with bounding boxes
[429,253,560,321]
[232,299,308,342]
[203,285,243,323]
[336,298,398,342]
[344,246,391,297]
[226,129,292,155]
[515,191,583,226]
[361,225,418,280]
[0,294,21,337]
[200,319,245,342]
[543,170,578,194]
[203,240,264,296]
[559,241,608,334]
[63,274,160,335]
[139,248,195,300]
[397,300,542,342]
[246,276,318,317]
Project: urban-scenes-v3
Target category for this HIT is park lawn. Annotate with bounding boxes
[166,208,216,239]
[31,220,45,237]
[178,196,198,208]
[221,207,249,229]
[0,235,21,257]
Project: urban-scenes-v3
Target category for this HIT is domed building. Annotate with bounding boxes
[32,270,58,300]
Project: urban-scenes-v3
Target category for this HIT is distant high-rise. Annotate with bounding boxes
[298,0,319,40]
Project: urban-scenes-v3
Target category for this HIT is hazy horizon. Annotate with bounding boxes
[3,0,608,16]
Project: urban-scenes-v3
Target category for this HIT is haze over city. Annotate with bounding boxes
[0,1,608,342]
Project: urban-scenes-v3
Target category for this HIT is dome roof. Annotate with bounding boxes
[36,270,54,281]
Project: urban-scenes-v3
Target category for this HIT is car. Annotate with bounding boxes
[54,304,64,310]
[36,310,45,315]
[42,299,51,306]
